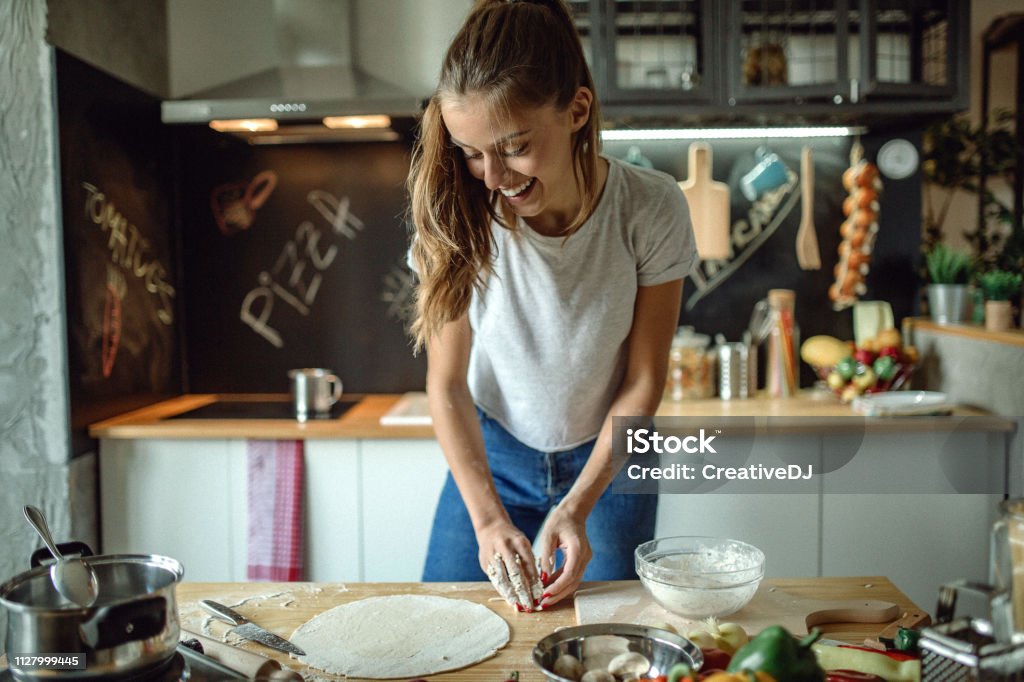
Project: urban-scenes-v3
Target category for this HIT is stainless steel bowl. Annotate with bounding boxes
[533,623,703,681]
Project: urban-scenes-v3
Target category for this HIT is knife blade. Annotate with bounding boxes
[200,599,306,657]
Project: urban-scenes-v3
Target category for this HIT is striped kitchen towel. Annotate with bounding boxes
[246,440,304,581]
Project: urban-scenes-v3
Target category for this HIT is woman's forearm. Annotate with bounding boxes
[426,380,510,531]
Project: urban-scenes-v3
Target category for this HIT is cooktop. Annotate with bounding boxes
[166,398,360,420]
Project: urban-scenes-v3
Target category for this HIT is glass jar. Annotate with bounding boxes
[765,289,800,397]
[665,327,716,400]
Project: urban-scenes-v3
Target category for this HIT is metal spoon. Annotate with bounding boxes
[23,505,98,608]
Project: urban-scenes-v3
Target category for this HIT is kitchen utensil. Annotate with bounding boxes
[796,146,822,270]
[288,368,342,422]
[635,537,765,619]
[182,630,302,681]
[534,623,703,681]
[201,600,307,657]
[679,142,731,260]
[22,505,98,608]
[575,581,900,635]
[920,580,1024,680]
[0,547,183,680]
[765,289,800,397]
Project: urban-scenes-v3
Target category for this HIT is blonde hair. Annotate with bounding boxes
[407,0,602,349]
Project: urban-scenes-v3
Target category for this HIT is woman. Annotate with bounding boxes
[407,0,696,611]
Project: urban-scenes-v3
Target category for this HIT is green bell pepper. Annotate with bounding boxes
[726,626,826,682]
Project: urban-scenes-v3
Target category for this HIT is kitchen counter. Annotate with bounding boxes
[171,577,923,681]
[88,391,1012,440]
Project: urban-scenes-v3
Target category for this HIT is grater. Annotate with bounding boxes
[920,581,1024,680]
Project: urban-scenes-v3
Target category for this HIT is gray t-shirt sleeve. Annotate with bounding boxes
[636,177,698,286]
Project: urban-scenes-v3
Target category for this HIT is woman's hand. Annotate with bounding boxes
[477,520,544,612]
[535,505,593,607]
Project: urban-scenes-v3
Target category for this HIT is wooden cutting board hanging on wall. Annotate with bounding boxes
[678,142,731,261]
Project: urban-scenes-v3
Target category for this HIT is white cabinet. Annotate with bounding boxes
[99,439,249,581]
[98,437,443,583]
[821,430,1007,610]
[304,440,361,581]
[361,440,449,581]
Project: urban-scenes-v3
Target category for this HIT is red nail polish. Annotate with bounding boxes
[515,604,523,612]
[540,571,549,583]
[542,592,551,600]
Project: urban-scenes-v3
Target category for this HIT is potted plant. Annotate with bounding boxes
[978,269,1023,331]
[924,243,973,323]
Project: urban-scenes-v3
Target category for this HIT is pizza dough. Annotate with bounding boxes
[290,595,510,679]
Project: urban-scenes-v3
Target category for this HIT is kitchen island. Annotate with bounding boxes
[170,577,923,682]
[89,393,1018,610]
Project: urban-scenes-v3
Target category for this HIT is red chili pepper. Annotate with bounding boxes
[826,670,885,682]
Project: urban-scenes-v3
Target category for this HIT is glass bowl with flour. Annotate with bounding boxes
[635,537,764,618]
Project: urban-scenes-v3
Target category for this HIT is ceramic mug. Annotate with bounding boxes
[289,368,343,422]
[740,148,790,201]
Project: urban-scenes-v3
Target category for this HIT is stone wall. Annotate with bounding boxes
[0,0,73,652]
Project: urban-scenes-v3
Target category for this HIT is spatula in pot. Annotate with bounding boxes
[796,146,822,270]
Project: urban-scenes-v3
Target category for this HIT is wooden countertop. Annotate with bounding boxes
[172,578,923,682]
[89,391,1013,440]
[906,316,1024,347]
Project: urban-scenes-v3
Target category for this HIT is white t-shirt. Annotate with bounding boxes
[468,155,697,451]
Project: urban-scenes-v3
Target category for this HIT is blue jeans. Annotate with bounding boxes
[422,408,657,581]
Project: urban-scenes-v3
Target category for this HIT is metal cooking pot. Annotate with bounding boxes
[0,544,183,680]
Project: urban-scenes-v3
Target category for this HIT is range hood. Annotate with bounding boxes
[161,0,427,142]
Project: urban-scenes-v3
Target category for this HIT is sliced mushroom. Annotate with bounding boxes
[607,651,650,677]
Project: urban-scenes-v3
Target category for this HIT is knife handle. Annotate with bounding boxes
[200,599,248,626]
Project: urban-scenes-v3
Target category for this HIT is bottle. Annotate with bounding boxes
[765,289,800,397]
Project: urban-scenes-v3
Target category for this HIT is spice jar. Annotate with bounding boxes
[765,289,800,397]
[665,327,716,400]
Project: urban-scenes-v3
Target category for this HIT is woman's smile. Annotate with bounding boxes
[499,177,536,200]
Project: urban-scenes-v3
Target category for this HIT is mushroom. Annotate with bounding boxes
[607,651,650,677]
[552,653,585,681]
[580,671,616,682]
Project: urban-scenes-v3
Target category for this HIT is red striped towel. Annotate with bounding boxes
[246,440,304,581]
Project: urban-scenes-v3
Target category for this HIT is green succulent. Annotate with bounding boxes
[978,269,1023,301]
[925,244,973,285]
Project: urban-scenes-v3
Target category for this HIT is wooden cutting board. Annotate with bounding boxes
[678,142,731,260]
[575,581,912,636]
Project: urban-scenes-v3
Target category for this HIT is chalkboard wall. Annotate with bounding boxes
[57,51,182,456]
[174,128,426,394]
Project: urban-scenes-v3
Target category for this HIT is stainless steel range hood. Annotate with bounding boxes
[161,0,427,140]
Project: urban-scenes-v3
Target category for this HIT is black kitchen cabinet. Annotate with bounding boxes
[573,0,969,125]
[572,1,718,105]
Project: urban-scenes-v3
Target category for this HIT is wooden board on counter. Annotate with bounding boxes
[173,578,922,682]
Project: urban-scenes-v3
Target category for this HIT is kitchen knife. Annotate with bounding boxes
[200,599,306,657]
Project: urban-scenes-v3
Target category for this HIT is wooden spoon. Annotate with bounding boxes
[796,146,822,270]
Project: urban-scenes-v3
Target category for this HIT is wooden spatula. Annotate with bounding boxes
[796,146,822,270]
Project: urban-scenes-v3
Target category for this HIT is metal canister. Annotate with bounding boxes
[717,341,751,400]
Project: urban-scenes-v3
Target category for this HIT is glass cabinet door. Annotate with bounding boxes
[726,0,856,104]
[857,0,967,101]
[589,0,717,103]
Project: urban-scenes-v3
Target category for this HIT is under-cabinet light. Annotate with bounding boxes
[601,126,866,141]
[209,118,278,133]
[322,115,392,129]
